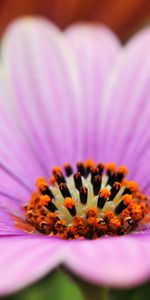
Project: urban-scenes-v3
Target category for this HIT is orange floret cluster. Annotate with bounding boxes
[16,160,150,240]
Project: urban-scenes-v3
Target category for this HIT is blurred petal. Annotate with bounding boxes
[0,64,44,172]
[65,24,120,159]
[0,235,65,296]
[0,77,47,205]
[65,234,150,288]
[1,18,83,174]
[97,27,150,193]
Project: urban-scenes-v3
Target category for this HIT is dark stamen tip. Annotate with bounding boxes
[79,187,88,205]
[122,187,132,196]
[93,175,102,196]
[59,183,71,198]
[74,172,83,191]
[97,163,104,176]
[97,195,106,209]
[116,173,124,183]
[109,182,121,201]
[115,201,128,215]
[68,206,76,217]
[63,198,77,217]
[106,172,117,186]
[55,172,66,185]
[77,162,86,177]
[46,201,57,212]
[91,168,99,185]
[64,164,73,177]
[41,186,54,199]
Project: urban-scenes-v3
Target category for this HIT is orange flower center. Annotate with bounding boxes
[19,160,150,239]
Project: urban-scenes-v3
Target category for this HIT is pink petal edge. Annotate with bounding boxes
[65,234,150,288]
[0,235,65,296]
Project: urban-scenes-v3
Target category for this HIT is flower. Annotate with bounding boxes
[0,17,150,296]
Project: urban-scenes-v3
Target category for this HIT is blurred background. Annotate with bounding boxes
[0,0,150,41]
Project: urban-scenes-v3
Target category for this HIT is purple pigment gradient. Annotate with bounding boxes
[0,18,150,296]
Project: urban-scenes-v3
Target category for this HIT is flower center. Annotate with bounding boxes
[23,160,150,239]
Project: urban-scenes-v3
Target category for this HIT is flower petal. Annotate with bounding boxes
[0,235,65,296]
[65,24,120,160]
[1,18,83,172]
[0,211,28,235]
[98,27,150,193]
[0,76,49,203]
[65,234,150,288]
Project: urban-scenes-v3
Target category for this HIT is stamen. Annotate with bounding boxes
[52,166,62,175]
[79,187,88,204]
[22,160,150,240]
[97,188,110,209]
[91,167,99,185]
[115,194,131,215]
[73,172,83,191]
[116,166,127,182]
[77,162,86,177]
[109,182,121,201]
[93,175,102,196]
[55,172,66,185]
[106,163,117,186]
[97,163,104,176]
[39,195,57,213]
[122,187,132,195]
[43,196,57,213]
[59,183,71,198]
[36,178,54,198]
[63,198,76,216]
[64,163,73,177]
[84,159,95,177]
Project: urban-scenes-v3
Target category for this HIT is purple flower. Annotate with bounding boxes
[0,17,150,296]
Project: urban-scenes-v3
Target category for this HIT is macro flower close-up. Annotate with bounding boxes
[0,17,150,299]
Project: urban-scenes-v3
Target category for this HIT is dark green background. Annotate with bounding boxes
[3,268,150,300]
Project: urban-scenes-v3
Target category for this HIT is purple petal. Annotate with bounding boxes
[65,234,150,288]
[65,24,120,160]
[98,27,150,194]
[1,18,83,171]
[0,81,49,204]
[0,102,44,187]
[0,211,30,235]
[0,169,30,205]
[0,235,65,296]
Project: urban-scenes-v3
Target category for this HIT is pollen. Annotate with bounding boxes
[36,177,47,191]
[52,166,62,175]
[63,197,76,209]
[21,160,150,239]
[39,195,50,206]
[106,162,116,172]
[99,188,110,199]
